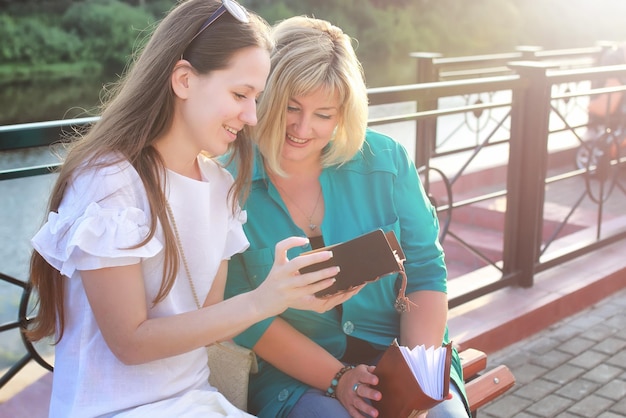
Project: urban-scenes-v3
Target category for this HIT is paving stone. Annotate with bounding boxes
[615,326,626,339]
[542,363,586,385]
[482,411,539,418]
[606,350,626,368]
[582,363,623,384]
[610,292,626,307]
[529,349,571,369]
[496,349,534,369]
[555,413,585,418]
[504,413,539,418]
[567,394,615,417]
[555,378,602,400]
[568,350,608,369]
[608,395,626,416]
[585,323,620,341]
[558,336,597,355]
[558,411,587,418]
[591,302,624,320]
[488,343,525,364]
[596,378,626,401]
[547,323,582,342]
[526,337,561,355]
[605,315,626,333]
[481,394,534,418]
[598,412,626,418]
[508,363,549,385]
[525,394,574,417]
[513,378,559,401]
[567,313,605,329]
[593,337,626,355]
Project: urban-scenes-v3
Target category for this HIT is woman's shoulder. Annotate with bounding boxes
[361,128,406,158]
[72,153,142,194]
[345,129,409,169]
[57,153,152,217]
[362,129,405,152]
[198,153,235,184]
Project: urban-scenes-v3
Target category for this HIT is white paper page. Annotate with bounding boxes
[399,344,447,399]
[427,346,437,396]
[399,346,423,389]
[435,346,446,397]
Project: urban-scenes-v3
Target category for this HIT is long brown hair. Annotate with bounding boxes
[26,0,271,342]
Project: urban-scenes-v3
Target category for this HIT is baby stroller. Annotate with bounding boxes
[575,124,626,173]
[575,44,626,173]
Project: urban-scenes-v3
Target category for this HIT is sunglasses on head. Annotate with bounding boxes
[182,0,249,59]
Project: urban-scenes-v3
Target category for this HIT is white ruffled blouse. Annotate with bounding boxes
[31,154,250,418]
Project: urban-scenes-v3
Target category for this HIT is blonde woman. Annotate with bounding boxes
[225,16,470,418]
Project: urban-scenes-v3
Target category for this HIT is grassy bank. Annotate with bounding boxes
[0,62,103,86]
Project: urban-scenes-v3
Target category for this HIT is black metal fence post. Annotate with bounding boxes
[503,61,554,287]
[409,52,442,169]
[410,52,443,84]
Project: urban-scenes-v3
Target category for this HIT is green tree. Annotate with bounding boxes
[61,0,156,74]
[0,14,83,65]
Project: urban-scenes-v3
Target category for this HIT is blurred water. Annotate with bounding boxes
[0,148,59,278]
[0,148,58,364]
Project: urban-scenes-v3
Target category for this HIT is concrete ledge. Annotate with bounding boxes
[449,237,626,354]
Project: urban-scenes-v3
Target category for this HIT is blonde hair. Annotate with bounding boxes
[27,0,271,342]
[255,16,369,175]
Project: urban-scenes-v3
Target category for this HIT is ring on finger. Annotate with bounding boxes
[352,382,361,393]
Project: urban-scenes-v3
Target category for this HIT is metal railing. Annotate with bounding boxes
[1,57,626,390]
[411,43,616,82]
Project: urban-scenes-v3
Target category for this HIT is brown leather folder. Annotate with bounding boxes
[373,340,452,418]
[300,229,405,297]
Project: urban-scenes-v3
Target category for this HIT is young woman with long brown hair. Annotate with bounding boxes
[27,2,343,416]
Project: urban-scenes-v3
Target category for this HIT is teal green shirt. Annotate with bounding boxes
[225,129,469,417]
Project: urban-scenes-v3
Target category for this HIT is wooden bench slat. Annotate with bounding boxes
[459,348,516,411]
[458,348,488,380]
[464,365,516,411]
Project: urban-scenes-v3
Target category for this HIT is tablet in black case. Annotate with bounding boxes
[300,229,405,297]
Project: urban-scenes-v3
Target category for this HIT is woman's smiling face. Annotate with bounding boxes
[181,46,270,157]
[281,87,341,164]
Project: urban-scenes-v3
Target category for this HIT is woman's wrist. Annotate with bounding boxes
[325,365,355,398]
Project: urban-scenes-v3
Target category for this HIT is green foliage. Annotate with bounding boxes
[0,14,83,65]
[248,0,526,85]
[61,0,156,74]
[2,0,626,124]
[422,0,522,55]
[0,0,75,15]
[143,0,178,18]
[255,2,296,26]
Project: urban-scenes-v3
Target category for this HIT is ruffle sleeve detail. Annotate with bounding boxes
[32,202,163,278]
[223,208,249,260]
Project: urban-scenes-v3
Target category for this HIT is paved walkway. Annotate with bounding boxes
[478,286,626,418]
